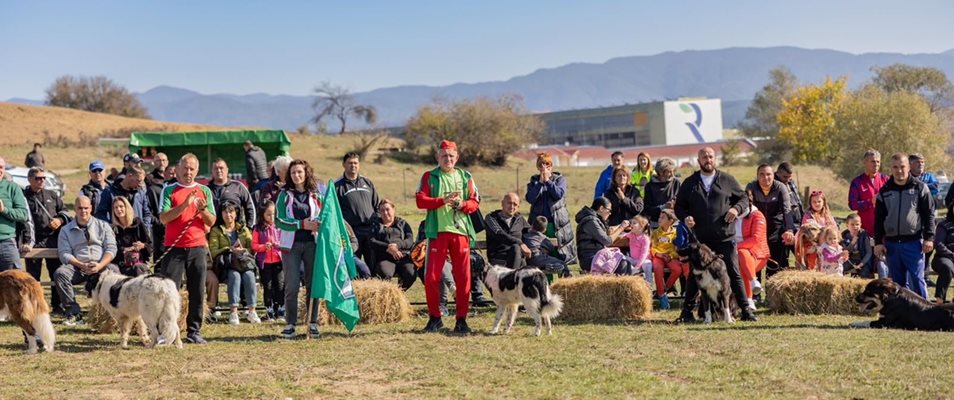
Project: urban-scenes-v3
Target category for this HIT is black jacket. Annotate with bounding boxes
[22,187,70,247]
[112,217,152,266]
[575,206,612,272]
[245,146,269,182]
[674,170,748,244]
[874,177,935,244]
[80,180,106,214]
[368,216,414,262]
[207,180,256,228]
[484,210,531,264]
[335,175,380,237]
[603,185,643,226]
[643,177,681,225]
[745,180,795,241]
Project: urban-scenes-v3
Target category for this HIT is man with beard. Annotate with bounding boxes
[674,147,757,322]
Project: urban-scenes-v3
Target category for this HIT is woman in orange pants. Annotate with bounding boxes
[738,201,770,311]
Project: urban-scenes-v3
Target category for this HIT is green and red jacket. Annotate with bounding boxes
[415,167,480,243]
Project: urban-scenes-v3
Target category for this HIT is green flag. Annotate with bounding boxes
[311,182,360,332]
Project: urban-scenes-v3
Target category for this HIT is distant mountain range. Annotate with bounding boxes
[10,46,954,131]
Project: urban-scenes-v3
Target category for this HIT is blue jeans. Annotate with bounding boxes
[0,239,21,271]
[885,240,927,298]
[227,269,257,308]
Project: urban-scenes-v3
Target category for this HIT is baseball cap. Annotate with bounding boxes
[123,153,143,163]
[88,160,105,172]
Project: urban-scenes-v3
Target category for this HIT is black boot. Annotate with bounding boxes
[423,316,444,333]
[741,308,759,322]
[676,308,697,323]
[453,318,471,334]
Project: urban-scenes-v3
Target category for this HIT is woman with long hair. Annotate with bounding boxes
[275,159,322,338]
[110,196,151,277]
[603,166,643,226]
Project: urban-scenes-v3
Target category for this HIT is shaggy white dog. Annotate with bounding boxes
[91,270,182,349]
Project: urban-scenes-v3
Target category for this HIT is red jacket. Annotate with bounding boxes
[739,209,770,260]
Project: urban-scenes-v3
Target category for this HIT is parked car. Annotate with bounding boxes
[2,165,66,198]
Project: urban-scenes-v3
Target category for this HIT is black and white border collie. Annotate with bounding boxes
[481,265,563,336]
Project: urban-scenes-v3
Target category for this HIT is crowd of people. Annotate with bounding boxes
[0,138,948,342]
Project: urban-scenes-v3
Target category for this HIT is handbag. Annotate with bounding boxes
[230,249,257,273]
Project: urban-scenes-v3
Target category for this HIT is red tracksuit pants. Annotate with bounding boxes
[425,232,471,319]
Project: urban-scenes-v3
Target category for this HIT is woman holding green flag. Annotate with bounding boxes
[276,159,322,339]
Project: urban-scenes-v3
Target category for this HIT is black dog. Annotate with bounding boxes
[851,278,954,331]
[679,242,737,323]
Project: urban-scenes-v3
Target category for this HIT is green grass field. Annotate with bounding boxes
[2,135,951,399]
[2,287,953,399]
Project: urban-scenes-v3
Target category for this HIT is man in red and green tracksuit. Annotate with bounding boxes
[417,140,480,334]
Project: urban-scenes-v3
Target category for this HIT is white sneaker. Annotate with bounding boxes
[228,311,240,325]
[157,335,166,345]
[751,279,762,296]
[247,311,262,324]
[746,298,757,311]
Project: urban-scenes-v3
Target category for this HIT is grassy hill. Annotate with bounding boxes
[0,102,232,146]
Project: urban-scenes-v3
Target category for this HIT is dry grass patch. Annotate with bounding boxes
[765,270,870,315]
[297,279,412,325]
[551,275,653,322]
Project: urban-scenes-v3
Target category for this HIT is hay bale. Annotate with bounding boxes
[297,279,412,326]
[551,275,652,322]
[765,271,870,315]
[88,290,196,333]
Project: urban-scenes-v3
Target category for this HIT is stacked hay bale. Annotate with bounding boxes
[87,291,196,333]
[297,279,412,326]
[765,271,870,315]
[551,275,652,322]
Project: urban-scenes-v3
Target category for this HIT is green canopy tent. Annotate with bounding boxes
[128,130,291,179]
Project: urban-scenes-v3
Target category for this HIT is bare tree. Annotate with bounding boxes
[311,81,378,134]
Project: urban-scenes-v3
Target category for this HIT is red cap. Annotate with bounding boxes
[439,139,458,152]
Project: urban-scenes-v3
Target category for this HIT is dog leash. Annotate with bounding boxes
[150,213,202,268]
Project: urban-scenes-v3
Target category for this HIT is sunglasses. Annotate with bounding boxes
[32,176,47,181]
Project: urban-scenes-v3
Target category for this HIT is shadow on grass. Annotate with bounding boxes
[685,323,854,331]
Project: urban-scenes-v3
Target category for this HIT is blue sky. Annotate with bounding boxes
[2,0,953,99]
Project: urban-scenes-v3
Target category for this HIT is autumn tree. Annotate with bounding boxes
[311,81,378,134]
[405,95,543,166]
[776,77,848,163]
[871,64,953,112]
[45,75,149,118]
[830,85,947,180]
[738,66,798,162]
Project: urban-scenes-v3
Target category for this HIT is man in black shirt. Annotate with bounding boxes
[674,147,757,322]
[23,167,70,311]
[207,158,256,228]
[484,192,531,269]
[335,152,380,263]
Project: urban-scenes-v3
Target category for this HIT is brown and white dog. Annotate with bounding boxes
[793,221,822,270]
[0,269,55,354]
[851,278,954,331]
